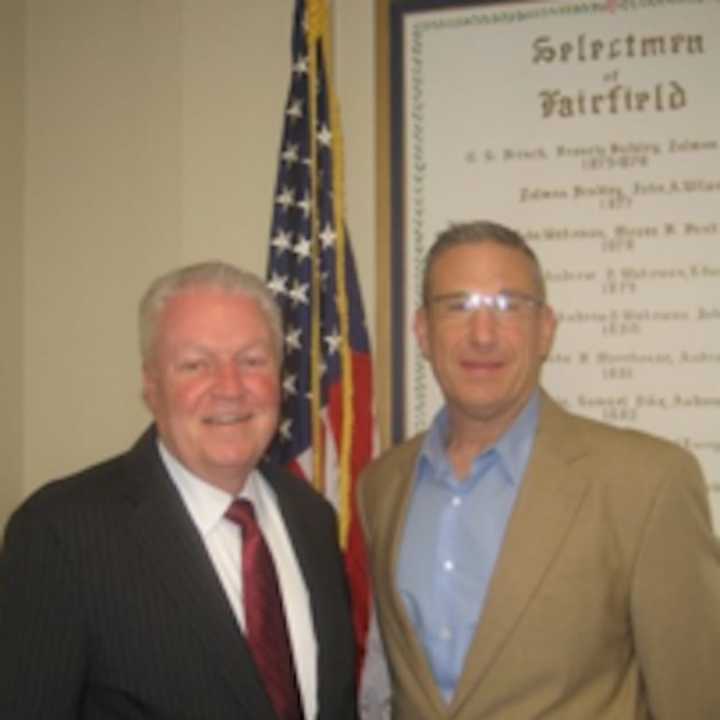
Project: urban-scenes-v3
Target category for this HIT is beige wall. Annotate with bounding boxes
[3,0,375,528]
[1,0,25,530]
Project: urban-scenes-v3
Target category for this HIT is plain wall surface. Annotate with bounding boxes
[1,0,25,531]
[2,0,375,529]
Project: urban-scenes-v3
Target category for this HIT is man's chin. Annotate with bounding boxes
[193,456,258,493]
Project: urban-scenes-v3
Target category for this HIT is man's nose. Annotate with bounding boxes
[467,307,498,344]
[213,361,246,394]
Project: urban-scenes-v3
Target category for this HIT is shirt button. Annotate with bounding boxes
[452,496,462,507]
[443,560,454,572]
[440,627,452,640]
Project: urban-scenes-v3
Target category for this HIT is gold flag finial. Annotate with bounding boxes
[305,0,328,42]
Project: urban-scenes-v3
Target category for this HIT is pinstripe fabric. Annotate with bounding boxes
[0,426,357,720]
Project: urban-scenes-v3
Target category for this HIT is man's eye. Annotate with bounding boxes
[240,355,269,368]
[446,300,469,313]
[508,297,526,312]
[177,359,207,372]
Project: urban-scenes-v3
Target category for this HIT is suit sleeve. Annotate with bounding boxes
[0,497,87,719]
[631,450,720,719]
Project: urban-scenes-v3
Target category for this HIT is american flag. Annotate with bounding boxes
[265,0,376,680]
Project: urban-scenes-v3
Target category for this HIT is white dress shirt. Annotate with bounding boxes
[158,441,318,719]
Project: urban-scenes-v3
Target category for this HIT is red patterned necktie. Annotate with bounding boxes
[226,499,304,720]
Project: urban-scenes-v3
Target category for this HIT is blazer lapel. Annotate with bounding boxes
[122,429,277,720]
[378,439,451,715]
[451,395,591,714]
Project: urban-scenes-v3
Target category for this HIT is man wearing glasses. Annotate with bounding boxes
[359,221,720,719]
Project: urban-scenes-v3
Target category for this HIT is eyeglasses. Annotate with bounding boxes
[428,290,544,322]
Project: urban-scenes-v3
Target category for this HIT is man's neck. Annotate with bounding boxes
[444,395,535,479]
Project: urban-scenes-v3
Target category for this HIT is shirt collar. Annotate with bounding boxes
[157,440,265,537]
[496,390,540,485]
[419,389,540,487]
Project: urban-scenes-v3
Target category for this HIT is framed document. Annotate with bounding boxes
[375,0,720,528]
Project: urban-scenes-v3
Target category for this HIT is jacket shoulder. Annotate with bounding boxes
[565,408,700,471]
[543,402,708,529]
[13,452,129,518]
[361,434,425,483]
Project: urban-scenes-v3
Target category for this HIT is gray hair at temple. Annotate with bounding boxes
[139,260,284,362]
[421,220,547,305]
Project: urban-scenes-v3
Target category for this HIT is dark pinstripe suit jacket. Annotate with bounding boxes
[0,427,357,720]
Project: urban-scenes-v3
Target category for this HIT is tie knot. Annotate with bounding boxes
[225,498,257,531]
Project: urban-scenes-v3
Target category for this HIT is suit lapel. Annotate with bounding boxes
[122,429,277,720]
[379,439,451,715]
[451,396,591,713]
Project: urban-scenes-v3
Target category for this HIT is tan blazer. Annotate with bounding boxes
[359,392,720,719]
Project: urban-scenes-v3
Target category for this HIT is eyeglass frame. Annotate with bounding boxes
[427,290,545,321]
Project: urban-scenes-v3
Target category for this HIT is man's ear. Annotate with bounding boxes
[413,306,430,359]
[141,362,158,412]
[539,304,557,360]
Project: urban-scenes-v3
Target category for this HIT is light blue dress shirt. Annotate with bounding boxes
[396,391,540,703]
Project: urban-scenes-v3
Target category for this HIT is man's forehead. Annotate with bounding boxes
[155,292,268,339]
[432,239,528,263]
[160,288,261,318]
[431,244,534,283]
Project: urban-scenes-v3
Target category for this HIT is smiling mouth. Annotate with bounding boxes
[461,359,503,371]
[203,413,252,426]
